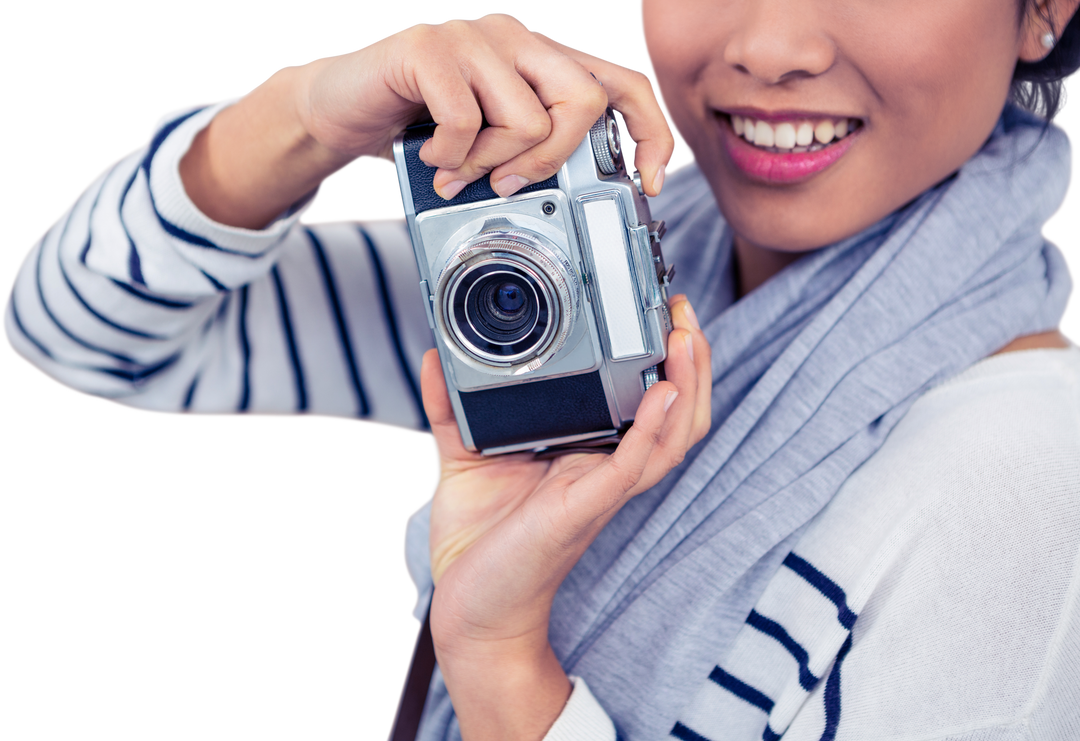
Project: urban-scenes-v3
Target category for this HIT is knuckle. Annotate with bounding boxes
[440,109,482,135]
[519,112,552,144]
[625,69,652,91]
[480,13,519,30]
[581,84,610,117]
[529,150,566,177]
[605,455,640,491]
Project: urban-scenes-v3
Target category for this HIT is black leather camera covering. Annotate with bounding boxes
[402,124,560,214]
[459,371,614,451]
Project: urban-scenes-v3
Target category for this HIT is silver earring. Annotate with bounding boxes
[1042,32,1056,49]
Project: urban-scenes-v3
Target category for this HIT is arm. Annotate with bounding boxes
[4,14,673,429]
[6,105,430,426]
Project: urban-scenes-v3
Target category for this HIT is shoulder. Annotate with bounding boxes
[791,347,1080,739]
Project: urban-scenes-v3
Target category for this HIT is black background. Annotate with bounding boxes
[8,8,1080,738]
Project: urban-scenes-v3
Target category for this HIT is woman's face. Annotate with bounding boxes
[643,0,1033,252]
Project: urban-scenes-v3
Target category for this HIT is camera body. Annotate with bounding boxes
[393,111,672,455]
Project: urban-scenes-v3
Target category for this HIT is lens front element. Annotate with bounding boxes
[436,227,578,372]
[457,265,548,356]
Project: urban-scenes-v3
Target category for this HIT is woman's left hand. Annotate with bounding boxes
[422,295,711,740]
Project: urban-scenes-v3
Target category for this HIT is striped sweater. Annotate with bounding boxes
[8,104,1080,740]
[8,103,432,425]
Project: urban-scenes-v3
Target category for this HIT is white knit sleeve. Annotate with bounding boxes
[6,103,432,427]
[542,676,618,741]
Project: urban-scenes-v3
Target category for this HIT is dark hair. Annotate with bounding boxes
[1011,1,1080,119]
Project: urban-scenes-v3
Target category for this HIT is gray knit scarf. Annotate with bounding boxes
[407,105,1072,739]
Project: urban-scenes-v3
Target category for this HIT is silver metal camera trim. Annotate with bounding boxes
[573,190,652,363]
[393,112,669,454]
[433,228,579,375]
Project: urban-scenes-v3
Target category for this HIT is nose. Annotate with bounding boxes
[723,0,836,85]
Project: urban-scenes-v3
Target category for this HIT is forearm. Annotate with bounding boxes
[437,635,572,741]
[179,62,352,230]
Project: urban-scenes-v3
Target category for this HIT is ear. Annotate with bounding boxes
[1019,0,1080,62]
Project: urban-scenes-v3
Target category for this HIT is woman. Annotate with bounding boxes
[7,1,1080,739]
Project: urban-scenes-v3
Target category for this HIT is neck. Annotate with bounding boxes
[733,235,806,298]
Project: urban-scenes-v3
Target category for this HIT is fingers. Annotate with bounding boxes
[408,19,555,181]
[429,23,607,198]
[483,42,609,196]
[405,16,671,201]
[539,36,676,197]
[573,296,712,508]
[668,296,712,444]
[420,349,479,463]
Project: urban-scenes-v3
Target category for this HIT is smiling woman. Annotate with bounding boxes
[3,1,1080,741]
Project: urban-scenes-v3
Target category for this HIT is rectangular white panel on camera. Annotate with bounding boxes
[582,198,647,359]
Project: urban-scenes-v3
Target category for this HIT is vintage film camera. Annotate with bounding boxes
[393,110,673,455]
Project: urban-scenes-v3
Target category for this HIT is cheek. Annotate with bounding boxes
[854,0,1019,142]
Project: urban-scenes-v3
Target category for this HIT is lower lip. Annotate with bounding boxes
[719,116,860,184]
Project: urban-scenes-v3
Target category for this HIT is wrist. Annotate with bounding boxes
[437,635,571,741]
[178,65,350,229]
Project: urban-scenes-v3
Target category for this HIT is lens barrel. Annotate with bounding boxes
[455,265,549,357]
[436,228,577,371]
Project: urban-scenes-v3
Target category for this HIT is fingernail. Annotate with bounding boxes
[664,390,679,413]
[494,174,529,198]
[652,164,666,194]
[684,302,700,330]
[684,333,695,363]
[437,180,467,200]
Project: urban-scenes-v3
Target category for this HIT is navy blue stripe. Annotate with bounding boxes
[139,107,276,260]
[108,278,194,309]
[709,666,774,714]
[820,634,854,741]
[271,266,308,412]
[783,553,857,630]
[79,162,120,265]
[183,374,200,411]
[116,167,147,286]
[215,293,231,322]
[57,257,167,340]
[200,269,228,292]
[763,725,782,741]
[671,722,712,741]
[143,108,204,172]
[10,294,178,383]
[35,234,141,366]
[129,241,145,285]
[99,353,180,383]
[307,228,370,417]
[358,226,427,429]
[237,285,251,412]
[747,610,819,691]
[8,296,57,361]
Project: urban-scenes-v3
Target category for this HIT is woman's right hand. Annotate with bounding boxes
[181,14,674,228]
[301,14,674,200]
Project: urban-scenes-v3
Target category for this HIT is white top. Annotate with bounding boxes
[553,347,1080,740]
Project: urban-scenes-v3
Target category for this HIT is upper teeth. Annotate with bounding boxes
[731,115,857,151]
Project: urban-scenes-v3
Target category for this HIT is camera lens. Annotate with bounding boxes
[437,228,578,372]
[450,263,552,360]
[470,273,538,343]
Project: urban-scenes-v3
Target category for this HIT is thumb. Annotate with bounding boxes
[420,349,477,462]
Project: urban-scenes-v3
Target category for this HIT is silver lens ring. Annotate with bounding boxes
[434,229,578,375]
[449,259,555,363]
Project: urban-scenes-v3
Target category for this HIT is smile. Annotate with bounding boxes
[717,111,863,184]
